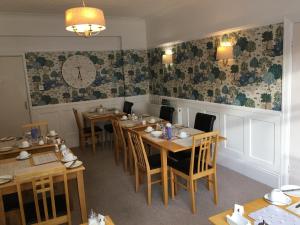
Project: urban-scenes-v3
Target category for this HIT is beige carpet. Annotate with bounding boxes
[70,145,270,225]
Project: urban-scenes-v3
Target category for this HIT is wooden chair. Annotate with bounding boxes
[22,121,49,138]
[16,166,71,225]
[112,119,129,171]
[73,108,103,151]
[127,129,162,205]
[170,131,219,213]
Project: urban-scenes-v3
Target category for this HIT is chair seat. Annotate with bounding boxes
[168,151,191,162]
[83,126,102,134]
[148,154,161,169]
[170,157,211,175]
[104,124,113,133]
[3,193,19,212]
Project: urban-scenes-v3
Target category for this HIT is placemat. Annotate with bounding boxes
[172,137,193,147]
[32,152,58,166]
[0,160,30,176]
[144,134,165,143]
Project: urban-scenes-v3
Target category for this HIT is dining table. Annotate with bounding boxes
[136,126,226,207]
[0,150,88,225]
[83,109,125,153]
[209,196,300,224]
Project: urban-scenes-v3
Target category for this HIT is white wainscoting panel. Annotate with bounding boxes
[149,95,282,187]
[31,95,150,148]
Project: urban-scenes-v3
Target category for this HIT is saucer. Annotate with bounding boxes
[264,193,292,206]
[61,156,78,163]
[144,129,154,133]
[18,144,31,149]
[48,132,58,137]
[121,118,128,121]
[16,153,31,160]
[0,175,13,185]
[148,120,156,124]
[64,160,83,169]
[281,185,300,197]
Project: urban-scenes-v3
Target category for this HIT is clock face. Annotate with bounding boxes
[62,55,96,89]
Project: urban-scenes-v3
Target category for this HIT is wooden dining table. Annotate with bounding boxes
[137,127,226,207]
[209,196,300,224]
[0,150,88,225]
[83,110,125,153]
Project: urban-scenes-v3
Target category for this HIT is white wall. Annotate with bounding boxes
[0,13,147,52]
[289,22,300,185]
[146,0,300,48]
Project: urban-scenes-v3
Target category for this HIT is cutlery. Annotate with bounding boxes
[282,188,300,192]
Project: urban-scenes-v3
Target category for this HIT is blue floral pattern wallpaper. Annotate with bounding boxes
[148,23,283,111]
[25,50,149,106]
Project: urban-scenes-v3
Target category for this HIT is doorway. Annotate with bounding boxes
[0,56,30,137]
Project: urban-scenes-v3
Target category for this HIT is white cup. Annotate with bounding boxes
[49,130,56,136]
[38,139,45,145]
[142,120,146,125]
[97,108,104,113]
[19,150,29,159]
[179,131,188,138]
[149,118,156,123]
[114,109,119,114]
[270,189,286,202]
[122,115,128,120]
[21,140,30,148]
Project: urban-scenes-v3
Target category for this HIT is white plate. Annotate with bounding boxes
[144,129,154,133]
[120,118,128,121]
[264,193,292,206]
[61,156,78,163]
[64,160,83,169]
[16,154,31,160]
[281,185,300,197]
[148,120,156,124]
[0,146,13,152]
[0,175,13,185]
[18,145,31,149]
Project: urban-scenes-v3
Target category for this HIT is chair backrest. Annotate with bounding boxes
[123,101,134,114]
[16,166,71,225]
[112,120,126,151]
[22,121,48,137]
[127,129,150,172]
[190,131,219,176]
[194,113,216,132]
[73,108,83,131]
[159,106,175,123]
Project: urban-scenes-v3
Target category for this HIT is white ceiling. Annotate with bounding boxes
[0,0,185,18]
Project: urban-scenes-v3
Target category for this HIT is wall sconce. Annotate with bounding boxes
[216,34,233,66]
[162,49,173,66]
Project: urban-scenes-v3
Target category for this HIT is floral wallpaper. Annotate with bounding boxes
[148,23,283,111]
[25,50,149,106]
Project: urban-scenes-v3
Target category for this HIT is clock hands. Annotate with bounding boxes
[76,66,83,81]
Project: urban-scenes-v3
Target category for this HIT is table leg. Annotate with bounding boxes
[160,149,168,207]
[77,171,88,223]
[0,190,6,225]
[91,120,96,153]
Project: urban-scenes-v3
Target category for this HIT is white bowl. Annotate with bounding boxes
[145,126,154,133]
[151,131,162,138]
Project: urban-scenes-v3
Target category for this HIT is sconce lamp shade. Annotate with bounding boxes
[65,7,106,37]
[162,54,173,65]
[216,45,233,61]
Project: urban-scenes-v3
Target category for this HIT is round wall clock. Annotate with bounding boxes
[62,55,96,89]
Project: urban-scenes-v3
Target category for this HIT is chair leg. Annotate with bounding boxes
[147,174,152,206]
[135,166,140,192]
[194,180,198,193]
[79,136,85,151]
[174,175,178,196]
[124,147,128,171]
[213,173,218,205]
[189,179,196,214]
[207,175,211,191]
[170,169,175,199]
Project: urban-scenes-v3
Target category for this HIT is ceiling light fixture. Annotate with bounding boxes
[65,0,106,37]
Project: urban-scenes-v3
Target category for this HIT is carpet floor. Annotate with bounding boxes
[70,144,270,225]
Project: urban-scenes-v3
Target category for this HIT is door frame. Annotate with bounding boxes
[0,53,32,122]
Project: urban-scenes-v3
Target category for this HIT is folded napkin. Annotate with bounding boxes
[0,175,13,182]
